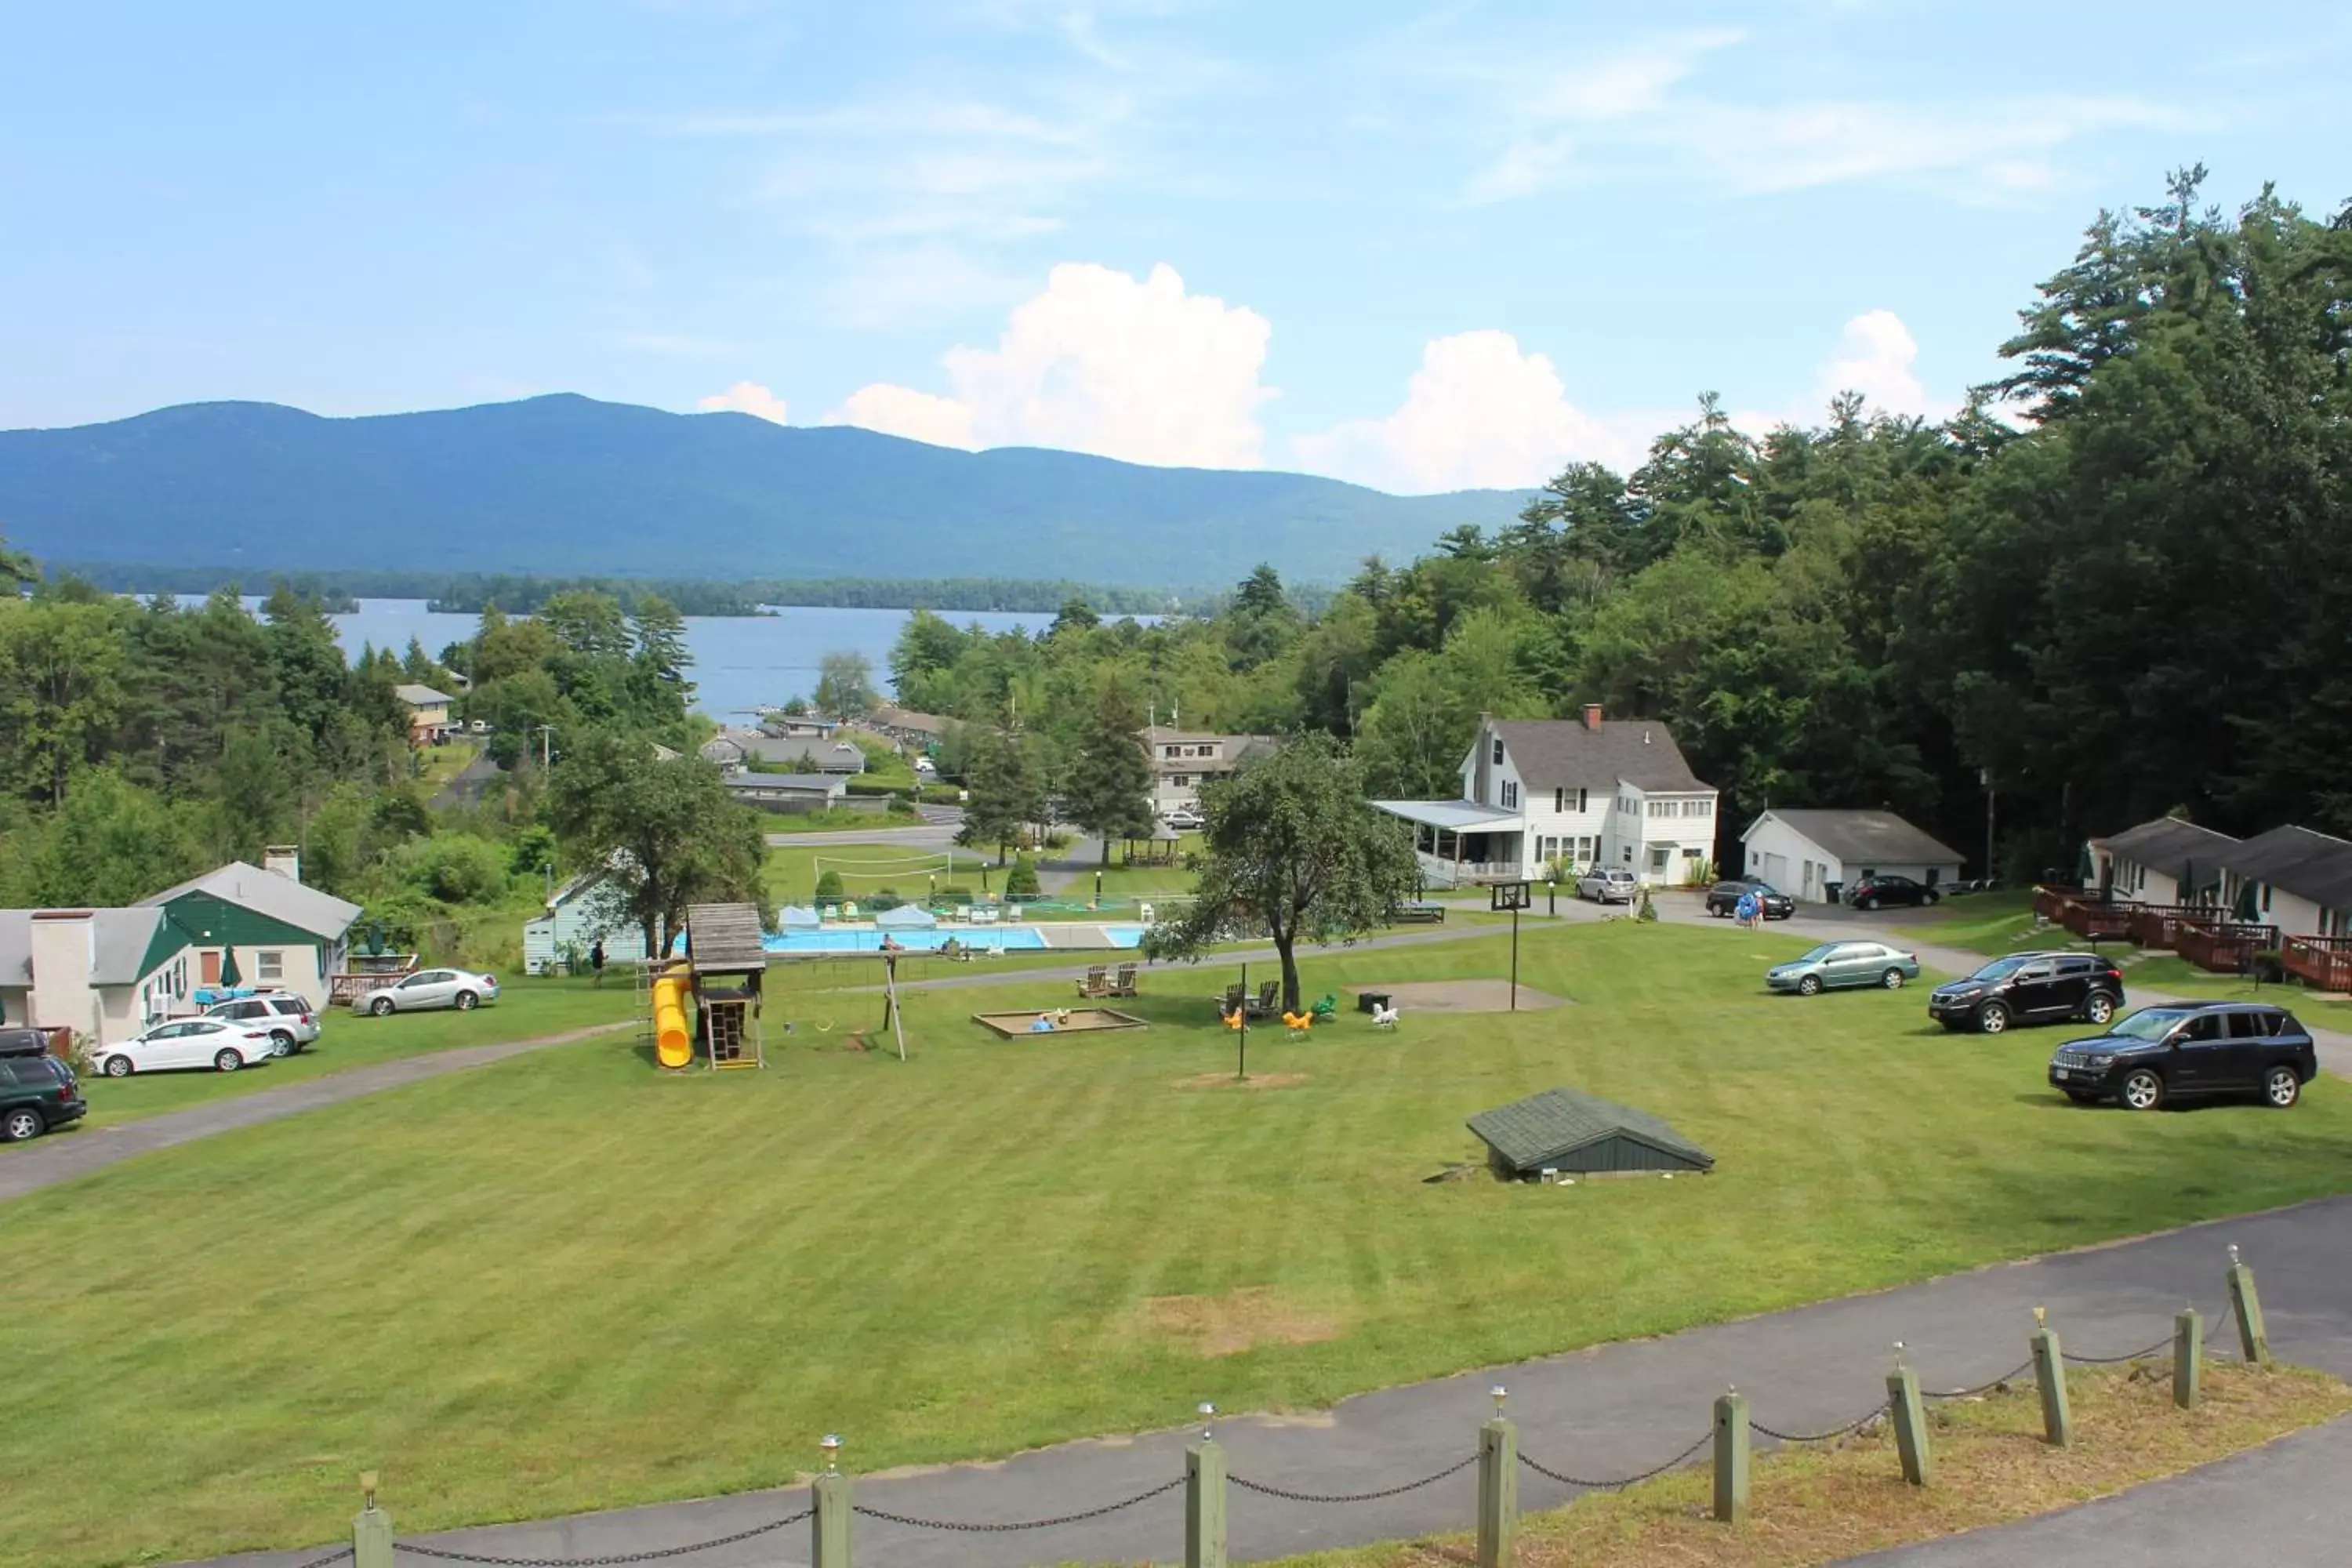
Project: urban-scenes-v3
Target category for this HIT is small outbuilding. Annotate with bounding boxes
[1467,1088,1715,1179]
[1740,808,1963,904]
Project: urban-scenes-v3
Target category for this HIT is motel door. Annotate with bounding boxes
[200,950,221,986]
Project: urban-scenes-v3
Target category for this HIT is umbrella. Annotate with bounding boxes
[2233,879,2259,924]
[218,947,242,988]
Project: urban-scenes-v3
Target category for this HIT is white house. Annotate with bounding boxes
[1142,726,1277,818]
[2086,817,2238,906]
[1740,809,1965,905]
[523,873,653,976]
[2216,825,2352,938]
[0,906,198,1046]
[136,853,364,1010]
[1374,707,1719,888]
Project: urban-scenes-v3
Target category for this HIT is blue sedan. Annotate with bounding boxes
[1766,941,1922,996]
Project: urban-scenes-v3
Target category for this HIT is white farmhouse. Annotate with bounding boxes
[1374,707,1719,888]
[1740,809,1964,905]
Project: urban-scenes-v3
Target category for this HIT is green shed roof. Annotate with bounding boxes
[1466,1088,1714,1174]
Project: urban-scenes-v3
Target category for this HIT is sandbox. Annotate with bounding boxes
[971,1008,1149,1038]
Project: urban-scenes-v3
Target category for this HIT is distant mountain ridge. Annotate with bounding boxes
[0,394,1530,586]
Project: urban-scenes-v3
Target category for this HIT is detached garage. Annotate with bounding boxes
[1468,1088,1715,1179]
[1740,808,1964,905]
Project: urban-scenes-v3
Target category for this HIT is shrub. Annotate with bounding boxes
[1682,857,1718,887]
[391,833,512,906]
[1004,853,1042,897]
[935,884,974,905]
[1635,885,1658,922]
[814,869,844,902]
[869,887,902,912]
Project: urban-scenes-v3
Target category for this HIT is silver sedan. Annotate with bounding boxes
[364,967,502,1017]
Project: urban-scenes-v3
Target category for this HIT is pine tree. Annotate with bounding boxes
[1065,679,1155,864]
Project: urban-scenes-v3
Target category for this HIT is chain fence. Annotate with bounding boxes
[1230,1452,1477,1504]
[1519,1430,1715,1490]
[851,1475,1183,1533]
[390,1504,813,1565]
[291,1550,355,1568]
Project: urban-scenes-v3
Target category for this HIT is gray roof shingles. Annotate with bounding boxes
[1754,809,1962,867]
[1490,719,1709,793]
[2216,826,2352,913]
[1466,1087,1714,1173]
[137,862,363,941]
[2094,817,2240,883]
[0,908,176,988]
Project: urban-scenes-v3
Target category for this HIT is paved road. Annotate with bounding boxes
[0,1021,634,1203]
[196,1195,2352,1568]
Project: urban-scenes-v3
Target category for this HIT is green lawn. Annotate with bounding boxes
[5,921,2350,1566]
[762,841,988,906]
[16,979,639,1134]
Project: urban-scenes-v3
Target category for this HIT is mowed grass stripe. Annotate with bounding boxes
[2,921,2350,1566]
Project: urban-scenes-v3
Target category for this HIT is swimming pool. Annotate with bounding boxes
[761,924,1147,954]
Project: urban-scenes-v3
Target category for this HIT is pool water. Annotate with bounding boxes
[761,925,1147,954]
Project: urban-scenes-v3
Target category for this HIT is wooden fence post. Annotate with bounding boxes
[1187,1405,1228,1568]
[811,1436,851,1568]
[2227,1245,2270,1367]
[1476,1386,1517,1568]
[350,1473,392,1568]
[2031,1312,2071,1447]
[1712,1388,1750,1526]
[1887,1349,1931,1487]
[2174,1308,2203,1410]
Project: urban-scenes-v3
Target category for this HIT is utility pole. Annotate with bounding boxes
[539,724,554,769]
[1981,768,1995,882]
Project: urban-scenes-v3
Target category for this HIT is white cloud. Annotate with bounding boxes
[1816,308,1931,416]
[1292,330,1634,493]
[825,261,1274,467]
[698,380,790,423]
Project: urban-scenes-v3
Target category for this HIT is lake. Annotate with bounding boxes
[193,598,1062,719]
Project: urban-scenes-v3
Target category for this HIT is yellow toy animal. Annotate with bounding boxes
[1281,1010,1314,1037]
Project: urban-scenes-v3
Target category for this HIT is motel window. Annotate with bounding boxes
[1501,781,1518,808]
[1163,746,1182,758]
[1491,738,1504,765]
[1577,835,1595,862]
[1554,787,1564,812]
[258,951,284,982]
[1648,800,1671,818]
[1171,774,1190,788]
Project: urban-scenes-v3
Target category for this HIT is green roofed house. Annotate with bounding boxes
[1467,1088,1715,1179]
[136,850,363,1011]
[0,907,199,1047]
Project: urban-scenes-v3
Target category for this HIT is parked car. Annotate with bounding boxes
[1927,952,2125,1034]
[1577,866,1639,903]
[0,1033,83,1142]
[365,967,501,1016]
[92,1018,278,1077]
[1162,807,1204,832]
[1843,873,1939,910]
[2048,1002,2318,1111]
[1766,941,1922,995]
[205,992,323,1055]
[1705,880,1795,920]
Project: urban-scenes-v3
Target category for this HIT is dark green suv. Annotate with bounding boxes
[1,1034,85,1142]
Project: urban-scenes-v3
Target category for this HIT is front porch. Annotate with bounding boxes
[1371,799,1525,890]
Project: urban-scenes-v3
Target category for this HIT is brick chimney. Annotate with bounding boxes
[263,845,302,884]
[29,909,99,1042]
[1582,703,1604,732]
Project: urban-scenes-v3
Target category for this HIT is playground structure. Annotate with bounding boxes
[644,903,769,1072]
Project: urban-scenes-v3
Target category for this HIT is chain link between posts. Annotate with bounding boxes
[1229,1452,1478,1504]
[1518,1430,1715,1490]
[851,1475,1183,1533]
[392,1505,812,1565]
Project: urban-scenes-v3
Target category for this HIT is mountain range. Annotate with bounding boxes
[0,395,1529,586]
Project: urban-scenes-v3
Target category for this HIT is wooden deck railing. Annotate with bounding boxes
[2127,905,2216,949]
[2282,935,2352,993]
[2172,922,2281,975]
[2032,885,2079,924]
[2061,898,2138,941]
[330,969,412,1007]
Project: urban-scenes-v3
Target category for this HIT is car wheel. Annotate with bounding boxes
[1,1105,45,1142]
[1860,895,1879,911]
[2082,993,2116,1025]
[102,1054,134,1078]
[1797,975,1823,996]
[1882,967,1907,989]
[2120,1067,2165,1111]
[370,996,394,1017]
[1924,891,1940,905]
[213,1048,244,1073]
[2263,1066,2301,1109]
[270,1029,295,1057]
[1977,1001,2011,1034]
[454,990,478,1011]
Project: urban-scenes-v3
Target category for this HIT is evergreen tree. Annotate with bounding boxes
[1065,678,1155,863]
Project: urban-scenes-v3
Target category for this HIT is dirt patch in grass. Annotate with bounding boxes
[1173,1071,1310,1091]
[1289,1363,2352,1566]
[1359,979,1568,1014]
[1140,1287,1343,1356]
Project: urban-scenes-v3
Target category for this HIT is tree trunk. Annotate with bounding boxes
[1274,932,1301,1015]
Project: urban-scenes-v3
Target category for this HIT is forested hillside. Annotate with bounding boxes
[897,172,2352,874]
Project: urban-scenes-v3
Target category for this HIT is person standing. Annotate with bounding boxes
[589,938,606,985]
[1733,890,1758,930]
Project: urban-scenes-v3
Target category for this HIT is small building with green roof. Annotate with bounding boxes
[1467,1087,1715,1179]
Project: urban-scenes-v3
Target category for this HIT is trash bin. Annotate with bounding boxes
[1357,991,1391,1015]
[1824,880,1842,905]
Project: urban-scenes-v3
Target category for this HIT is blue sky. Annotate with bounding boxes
[3,1,2346,490]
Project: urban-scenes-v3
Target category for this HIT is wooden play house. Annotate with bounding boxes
[650,903,768,1071]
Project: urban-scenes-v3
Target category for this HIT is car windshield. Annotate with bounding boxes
[2111,1008,2192,1041]
[1795,944,1841,963]
[1971,956,2031,980]
[1750,883,1777,895]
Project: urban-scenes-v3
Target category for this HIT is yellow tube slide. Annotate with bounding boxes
[652,967,693,1069]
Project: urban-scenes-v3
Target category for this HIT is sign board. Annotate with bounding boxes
[1490,881,1533,913]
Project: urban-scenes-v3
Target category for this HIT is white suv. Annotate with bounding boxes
[205,993,323,1055]
[1577,867,1639,904]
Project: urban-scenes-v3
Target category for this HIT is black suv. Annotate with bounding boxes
[1928,952,2125,1033]
[1844,873,1938,910]
[2049,1002,2318,1111]
[0,1032,85,1142]
[1705,880,1795,919]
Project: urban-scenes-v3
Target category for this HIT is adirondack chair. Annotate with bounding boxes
[1248,979,1279,1018]
[1075,965,1110,999]
[1109,964,1138,997]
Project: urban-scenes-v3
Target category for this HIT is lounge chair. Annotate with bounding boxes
[1247,980,1279,1019]
[1076,965,1109,999]
[1218,982,1246,1014]
[1109,964,1138,997]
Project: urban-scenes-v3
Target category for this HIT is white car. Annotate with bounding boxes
[205,992,324,1055]
[94,1018,278,1077]
[365,967,501,1016]
[1163,808,1205,832]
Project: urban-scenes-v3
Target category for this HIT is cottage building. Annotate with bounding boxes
[1740,809,1965,905]
[2215,826,2352,938]
[394,683,454,744]
[1374,707,1718,887]
[135,853,363,1009]
[523,873,653,975]
[868,706,949,750]
[0,907,198,1045]
[2086,817,2238,906]
[1468,1088,1715,1179]
[719,771,853,815]
[1141,726,1277,818]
